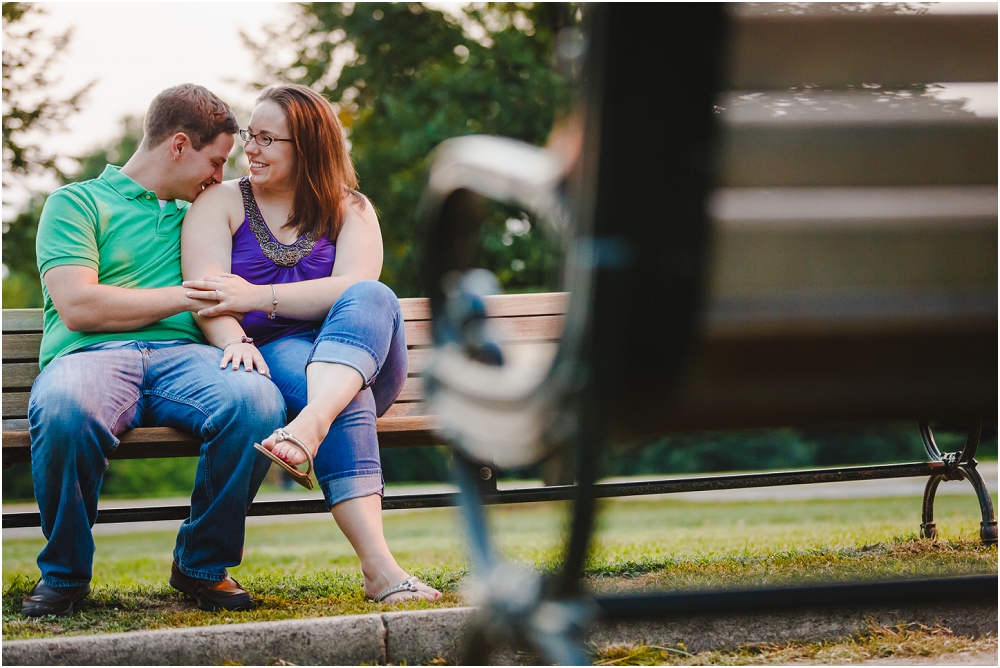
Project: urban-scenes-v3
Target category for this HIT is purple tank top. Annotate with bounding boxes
[231,177,336,346]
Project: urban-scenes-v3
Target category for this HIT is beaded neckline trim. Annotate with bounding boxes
[239,177,318,267]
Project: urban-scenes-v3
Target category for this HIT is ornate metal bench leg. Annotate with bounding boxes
[956,465,998,546]
[918,420,996,546]
[920,474,943,541]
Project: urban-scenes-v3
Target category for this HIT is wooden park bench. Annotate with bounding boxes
[3,5,996,545]
[4,285,995,542]
[1,293,568,526]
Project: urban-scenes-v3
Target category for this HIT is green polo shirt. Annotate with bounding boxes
[35,165,203,369]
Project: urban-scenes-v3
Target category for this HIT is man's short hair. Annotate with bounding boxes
[142,84,239,150]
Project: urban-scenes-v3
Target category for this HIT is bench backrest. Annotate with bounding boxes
[1,293,568,462]
[582,5,998,434]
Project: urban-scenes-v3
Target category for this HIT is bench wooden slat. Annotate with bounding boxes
[1,309,43,333]
[396,377,423,403]
[400,292,568,321]
[0,294,570,336]
[729,10,998,88]
[381,401,429,418]
[1,415,442,465]
[405,314,564,347]
[2,333,43,362]
[720,121,996,187]
[2,393,29,419]
[2,363,37,391]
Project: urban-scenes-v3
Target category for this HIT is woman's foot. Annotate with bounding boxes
[261,406,330,465]
[364,566,442,604]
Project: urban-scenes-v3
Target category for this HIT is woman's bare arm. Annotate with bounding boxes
[181,182,269,375]
[189,196,384,321]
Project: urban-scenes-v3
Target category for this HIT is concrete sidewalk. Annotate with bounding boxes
[3,463,996,539]
[3,598,997,665]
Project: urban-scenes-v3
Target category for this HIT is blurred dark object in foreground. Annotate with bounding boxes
[419,2,997,663]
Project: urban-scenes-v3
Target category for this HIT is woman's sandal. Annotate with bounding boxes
[370,576,421,603]
[253,428,315,490]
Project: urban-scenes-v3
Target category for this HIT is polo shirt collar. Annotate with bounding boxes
[100,165,154,201]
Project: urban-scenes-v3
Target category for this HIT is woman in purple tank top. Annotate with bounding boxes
[181,84,440,604]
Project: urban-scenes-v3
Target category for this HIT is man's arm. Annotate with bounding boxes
[44,265,215,332]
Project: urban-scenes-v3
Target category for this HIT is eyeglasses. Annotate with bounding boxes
[239,129,293,147]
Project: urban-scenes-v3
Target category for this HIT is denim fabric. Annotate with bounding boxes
[28,340,285,586]
[257,280,408,508]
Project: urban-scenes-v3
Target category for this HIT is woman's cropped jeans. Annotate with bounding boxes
[28,340,285,588]
[258,280,408,508]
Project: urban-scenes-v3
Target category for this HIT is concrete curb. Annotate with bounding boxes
[3,600,996,665]
[1,614,385,666]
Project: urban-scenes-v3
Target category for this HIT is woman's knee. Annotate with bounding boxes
[337,280,400,317]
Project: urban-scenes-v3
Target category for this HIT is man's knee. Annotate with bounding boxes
[214,373,286,429]
[29,379,105,442]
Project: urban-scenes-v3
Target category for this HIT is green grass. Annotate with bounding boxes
[3,494,997,642]
[590,621,998,665]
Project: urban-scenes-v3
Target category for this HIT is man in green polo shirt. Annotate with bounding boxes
[23,85,285,617]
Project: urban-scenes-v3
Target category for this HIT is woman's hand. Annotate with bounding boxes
[184,273,269,317]
[221,341,270,377]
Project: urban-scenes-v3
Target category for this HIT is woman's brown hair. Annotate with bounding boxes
[255,84,362,241]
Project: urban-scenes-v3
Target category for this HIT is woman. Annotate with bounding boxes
[180,84,441,604]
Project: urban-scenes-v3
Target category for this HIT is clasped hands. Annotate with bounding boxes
[183,273,268,318]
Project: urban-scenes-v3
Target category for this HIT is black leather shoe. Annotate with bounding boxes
[21,581,90,617]
[169,562,255,611]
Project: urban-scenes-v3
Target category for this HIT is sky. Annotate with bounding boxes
[3,2,293,215]
[34,1,292,157]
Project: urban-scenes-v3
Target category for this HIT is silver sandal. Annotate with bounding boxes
[253,428,315,490]
[371,576,420,602]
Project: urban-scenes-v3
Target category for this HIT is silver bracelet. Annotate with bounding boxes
[268,284,278,320]
[223,335,254,349]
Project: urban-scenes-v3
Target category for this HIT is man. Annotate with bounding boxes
[22,84,285,617]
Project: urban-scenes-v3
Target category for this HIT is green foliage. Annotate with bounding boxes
[1,117,143,308]
[3,2,94,307]
[246,2,577,296]
[100,459,200,499]
[2,458,199,502]
[1,194,44,307]
[69,116,143,183]
[2,2,93,185]
[605,423,955,477]
[381,445,452,483]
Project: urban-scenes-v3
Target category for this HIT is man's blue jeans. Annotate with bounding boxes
[258,280,408,508]
[28,340,285,587]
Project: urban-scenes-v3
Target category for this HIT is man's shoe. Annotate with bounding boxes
[169,562,255,611]
[21,581,90,617]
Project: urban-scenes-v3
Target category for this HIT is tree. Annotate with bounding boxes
[2,2,93,308]
[245,2,578,297]
[2,2,92,185]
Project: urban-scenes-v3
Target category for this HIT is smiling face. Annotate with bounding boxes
[244,100,295,191]
[175,132,234,201]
